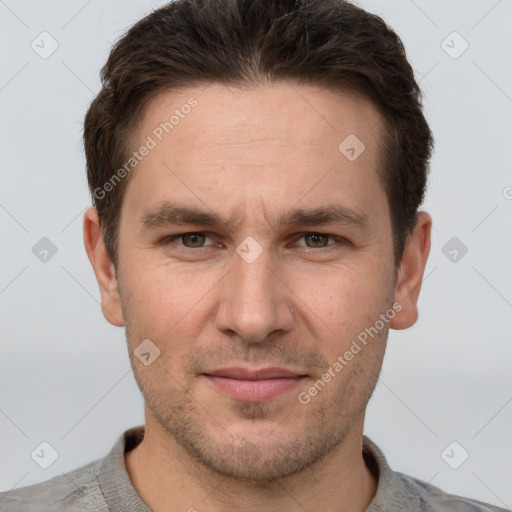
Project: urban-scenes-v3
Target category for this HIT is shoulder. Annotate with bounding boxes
[362,435,510,512]
[0,459,107,512]
[396,471,511,512]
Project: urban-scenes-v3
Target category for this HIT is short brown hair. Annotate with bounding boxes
[84,0,433,267]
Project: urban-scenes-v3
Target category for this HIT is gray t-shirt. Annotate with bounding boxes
[0,425,509,511]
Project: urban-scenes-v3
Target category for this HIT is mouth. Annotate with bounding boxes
[201,367,308,402]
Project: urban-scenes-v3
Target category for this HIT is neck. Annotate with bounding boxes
[125,413,378,512]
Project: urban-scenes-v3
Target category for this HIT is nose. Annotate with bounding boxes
[215,244,295,343]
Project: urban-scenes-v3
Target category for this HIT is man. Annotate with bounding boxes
[1,0,508,511]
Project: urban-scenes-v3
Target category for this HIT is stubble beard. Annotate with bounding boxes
[126,329,383,484]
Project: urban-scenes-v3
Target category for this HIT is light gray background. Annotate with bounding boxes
[1,0,511,508]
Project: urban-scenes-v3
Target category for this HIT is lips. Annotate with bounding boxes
[202,366,307,402]
[204,367,305,380]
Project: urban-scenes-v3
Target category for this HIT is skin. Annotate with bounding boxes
[84,83,431,512]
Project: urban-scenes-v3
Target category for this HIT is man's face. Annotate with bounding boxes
[115,83,397,481]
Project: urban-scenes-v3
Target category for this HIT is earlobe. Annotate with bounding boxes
[390,211,432,330]
[83,207,125,327]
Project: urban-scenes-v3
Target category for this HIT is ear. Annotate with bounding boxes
[390,211,432,330]
[83,207,125,327]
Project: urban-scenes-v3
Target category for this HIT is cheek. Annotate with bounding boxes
[121,261,221,349]
[295,265,392,348]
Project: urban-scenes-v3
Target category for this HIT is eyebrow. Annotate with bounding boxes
[138,202,369,232]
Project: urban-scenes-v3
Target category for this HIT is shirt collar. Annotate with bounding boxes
[98,426,417,511]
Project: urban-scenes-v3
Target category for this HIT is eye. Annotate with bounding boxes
[163,232,216,249]
[295,232,339,249]
[162,231,347,252]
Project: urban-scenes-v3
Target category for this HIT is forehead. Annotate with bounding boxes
[123,82,387,228]
[137,82,382,151]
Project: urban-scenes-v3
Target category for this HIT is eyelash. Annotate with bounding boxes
[161,232,347,251]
